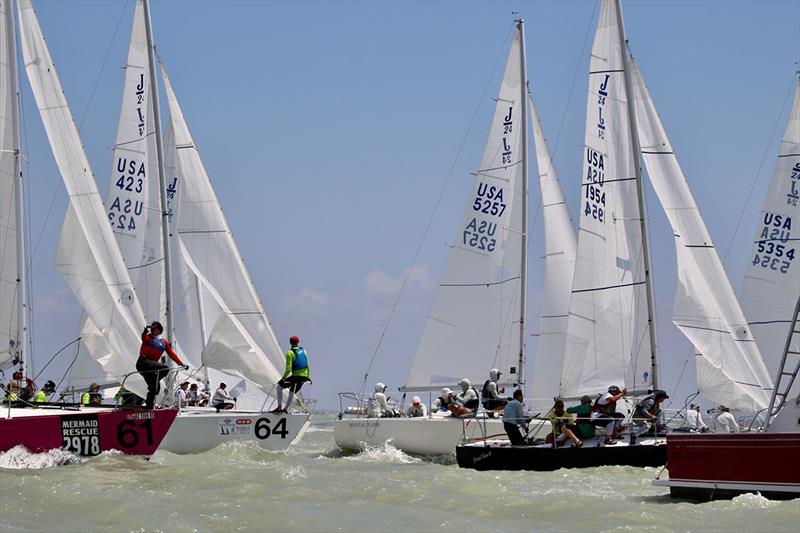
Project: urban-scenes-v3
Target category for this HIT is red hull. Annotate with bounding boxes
[658,433,800,500]
[0,408,178,457]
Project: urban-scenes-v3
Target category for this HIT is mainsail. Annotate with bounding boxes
[631,60,774,412]
[560,0,654,399]
[740,77,800,395]
[0,0,24,370]
[527,90,577,411]
[18,0,148,395]
[403,27,526,391]
[161,66,284,392]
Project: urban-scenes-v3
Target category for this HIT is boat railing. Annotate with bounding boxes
[337,392,368,418]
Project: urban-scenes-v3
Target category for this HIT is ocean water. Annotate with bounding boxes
[1,415,798,532]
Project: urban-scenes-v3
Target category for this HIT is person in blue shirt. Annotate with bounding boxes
[502,389,527,445]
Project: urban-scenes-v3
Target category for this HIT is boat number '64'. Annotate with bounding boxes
[254,417,289,439]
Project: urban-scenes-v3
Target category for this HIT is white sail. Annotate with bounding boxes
[404,30,525,391]
[740,78,800,395]
[160,66,283,392]
[18,0,147,396]
[0,0,22,370]
[527,90,577,411]
[560,0,654,399]
[631,61,774,412]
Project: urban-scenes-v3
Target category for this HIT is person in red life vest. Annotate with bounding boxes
[136,321,188,409]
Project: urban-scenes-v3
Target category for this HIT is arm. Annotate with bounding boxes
[164,341,184,366]
[282,350,293,380]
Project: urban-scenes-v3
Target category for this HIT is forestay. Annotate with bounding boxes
[631,61,774,412]
[561,0,653,400]
[161,66,283,392]
[740,78,800,394]
[18,0,147,396]
[528,90,577,411]
[404,30,525,391]
[0,0,22,370]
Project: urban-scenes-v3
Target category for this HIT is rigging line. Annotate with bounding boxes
[357,22,517,398]
[552,0,598,153]
[55,339,84,393]
[32,337,81,382]
[720,75,795,264]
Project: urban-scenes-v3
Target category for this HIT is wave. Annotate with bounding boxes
[342,440,422,464]
[0,445,81,469]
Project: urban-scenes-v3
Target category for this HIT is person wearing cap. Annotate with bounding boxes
[81,383,102,406]
[633,390,669,433]
[367,382,399,418]
[502,389,528,445]
[590,385,627,444]
[715,405,739,433]
[547,399,582,448]
[481,368,509,413]
[683,404,708,432]
[406,396,427,418]
[33,380,56,403]
[567,395,596,440]
[449,378,479,417]
[272,335,311,414]
[431,388,453,413]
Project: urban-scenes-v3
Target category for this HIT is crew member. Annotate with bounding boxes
[406,396,427,418]
[481,368,509,413]
[34,380,56,403]
[715,406,739,433]
[212,382,236,411]
[81,382,102,406]
[431,387,453,413]
[633,390,669,433]
[450,378,479,417]
[272,336,311,414]
[591,385,627,444]
[502,389,527,445]
[137,321,188,409]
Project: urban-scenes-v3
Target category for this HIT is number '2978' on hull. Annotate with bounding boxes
[0,407,178,457]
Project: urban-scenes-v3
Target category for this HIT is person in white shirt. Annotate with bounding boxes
[212,383,236,411]
[715,406,739,433]
[431,388,453,413]
[174,381,189,408]
[449,378,479,417]
[406,396,427,418]
[590,385,627,443]
[367,383,399,417]
[683,404,708,432]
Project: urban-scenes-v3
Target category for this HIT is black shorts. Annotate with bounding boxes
[278,375,310,393]
[483,399,508,410]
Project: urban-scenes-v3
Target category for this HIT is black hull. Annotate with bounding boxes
[456,442,667,471]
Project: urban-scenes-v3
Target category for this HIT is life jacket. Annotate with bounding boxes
[481,379,493,401]
[634,394,660,420]
[291,347,308,371]
[140,334,168,360]
[463,387,480,410]
[33,390,47,403]
[592,393,616,416]
[436,396,450,411]
[81,392,90,405]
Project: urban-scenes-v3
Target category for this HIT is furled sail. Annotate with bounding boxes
[631,60,773,412]
[161,66,283,392]
[527,90,577,411]
[560,0,654,399]
[18,0,147,395]
[740,77,800,395]
[403,29,525,391]
[0,0,22,370]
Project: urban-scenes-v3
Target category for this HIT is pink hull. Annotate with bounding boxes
[0,408,178,457]
[660,433,800,500]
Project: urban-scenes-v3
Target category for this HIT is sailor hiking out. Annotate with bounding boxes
[481,368,509,413]
[136,321,188,409]
[272,336,311,413]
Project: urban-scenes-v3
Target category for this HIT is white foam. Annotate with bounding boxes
[0,445,81,469]
[345,440,422,464]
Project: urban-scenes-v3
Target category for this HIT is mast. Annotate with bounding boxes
[142,0,174,343]
[7,0,28,374]
[195,275,210,385]
[614,0,660,389]
[516,18,529,390]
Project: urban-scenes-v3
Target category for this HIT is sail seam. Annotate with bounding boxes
[440,276,521,288]
[571,280,646,294]
[581,176,636,186]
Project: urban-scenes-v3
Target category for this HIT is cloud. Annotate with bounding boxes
[293,288,330,314]
[363,265,434,296]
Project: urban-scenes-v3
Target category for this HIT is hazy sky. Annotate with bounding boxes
[13,0,800,409]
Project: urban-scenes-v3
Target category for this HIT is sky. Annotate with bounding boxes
[11,0,800,410]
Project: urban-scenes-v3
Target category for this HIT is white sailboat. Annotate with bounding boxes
[41,0,309,453]
[457,0,774,471]
[335,19,570,456]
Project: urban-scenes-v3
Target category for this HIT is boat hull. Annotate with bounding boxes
[334,415,550,456]
[456,439,667,471]
[0,407,177,457]
[654,432,800,500]
[159,409,310,454]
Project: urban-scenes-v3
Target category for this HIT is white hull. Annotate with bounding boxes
[334,414,551,456]
[159,408,310,454]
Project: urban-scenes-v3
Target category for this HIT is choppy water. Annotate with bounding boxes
[1,415,798,532]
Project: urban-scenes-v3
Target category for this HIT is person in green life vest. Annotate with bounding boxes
[271,336,310,414]
[81,383,102,406]
[33,380,56,403]
[4,380,20,403]
[567,395,596,440]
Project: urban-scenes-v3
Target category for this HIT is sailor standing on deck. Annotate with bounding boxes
[137,321,188,409]
[272,336,311,414]
[715,406,739,433]
[502,389,527,445]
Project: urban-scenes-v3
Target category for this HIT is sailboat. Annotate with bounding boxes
[55,0,310,454]
[1,0,177,458]
[335,19,573,456]
[655,74,800,500]
[457,0,774,471]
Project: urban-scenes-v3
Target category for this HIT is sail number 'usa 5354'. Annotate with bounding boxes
[751,162,798,275]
